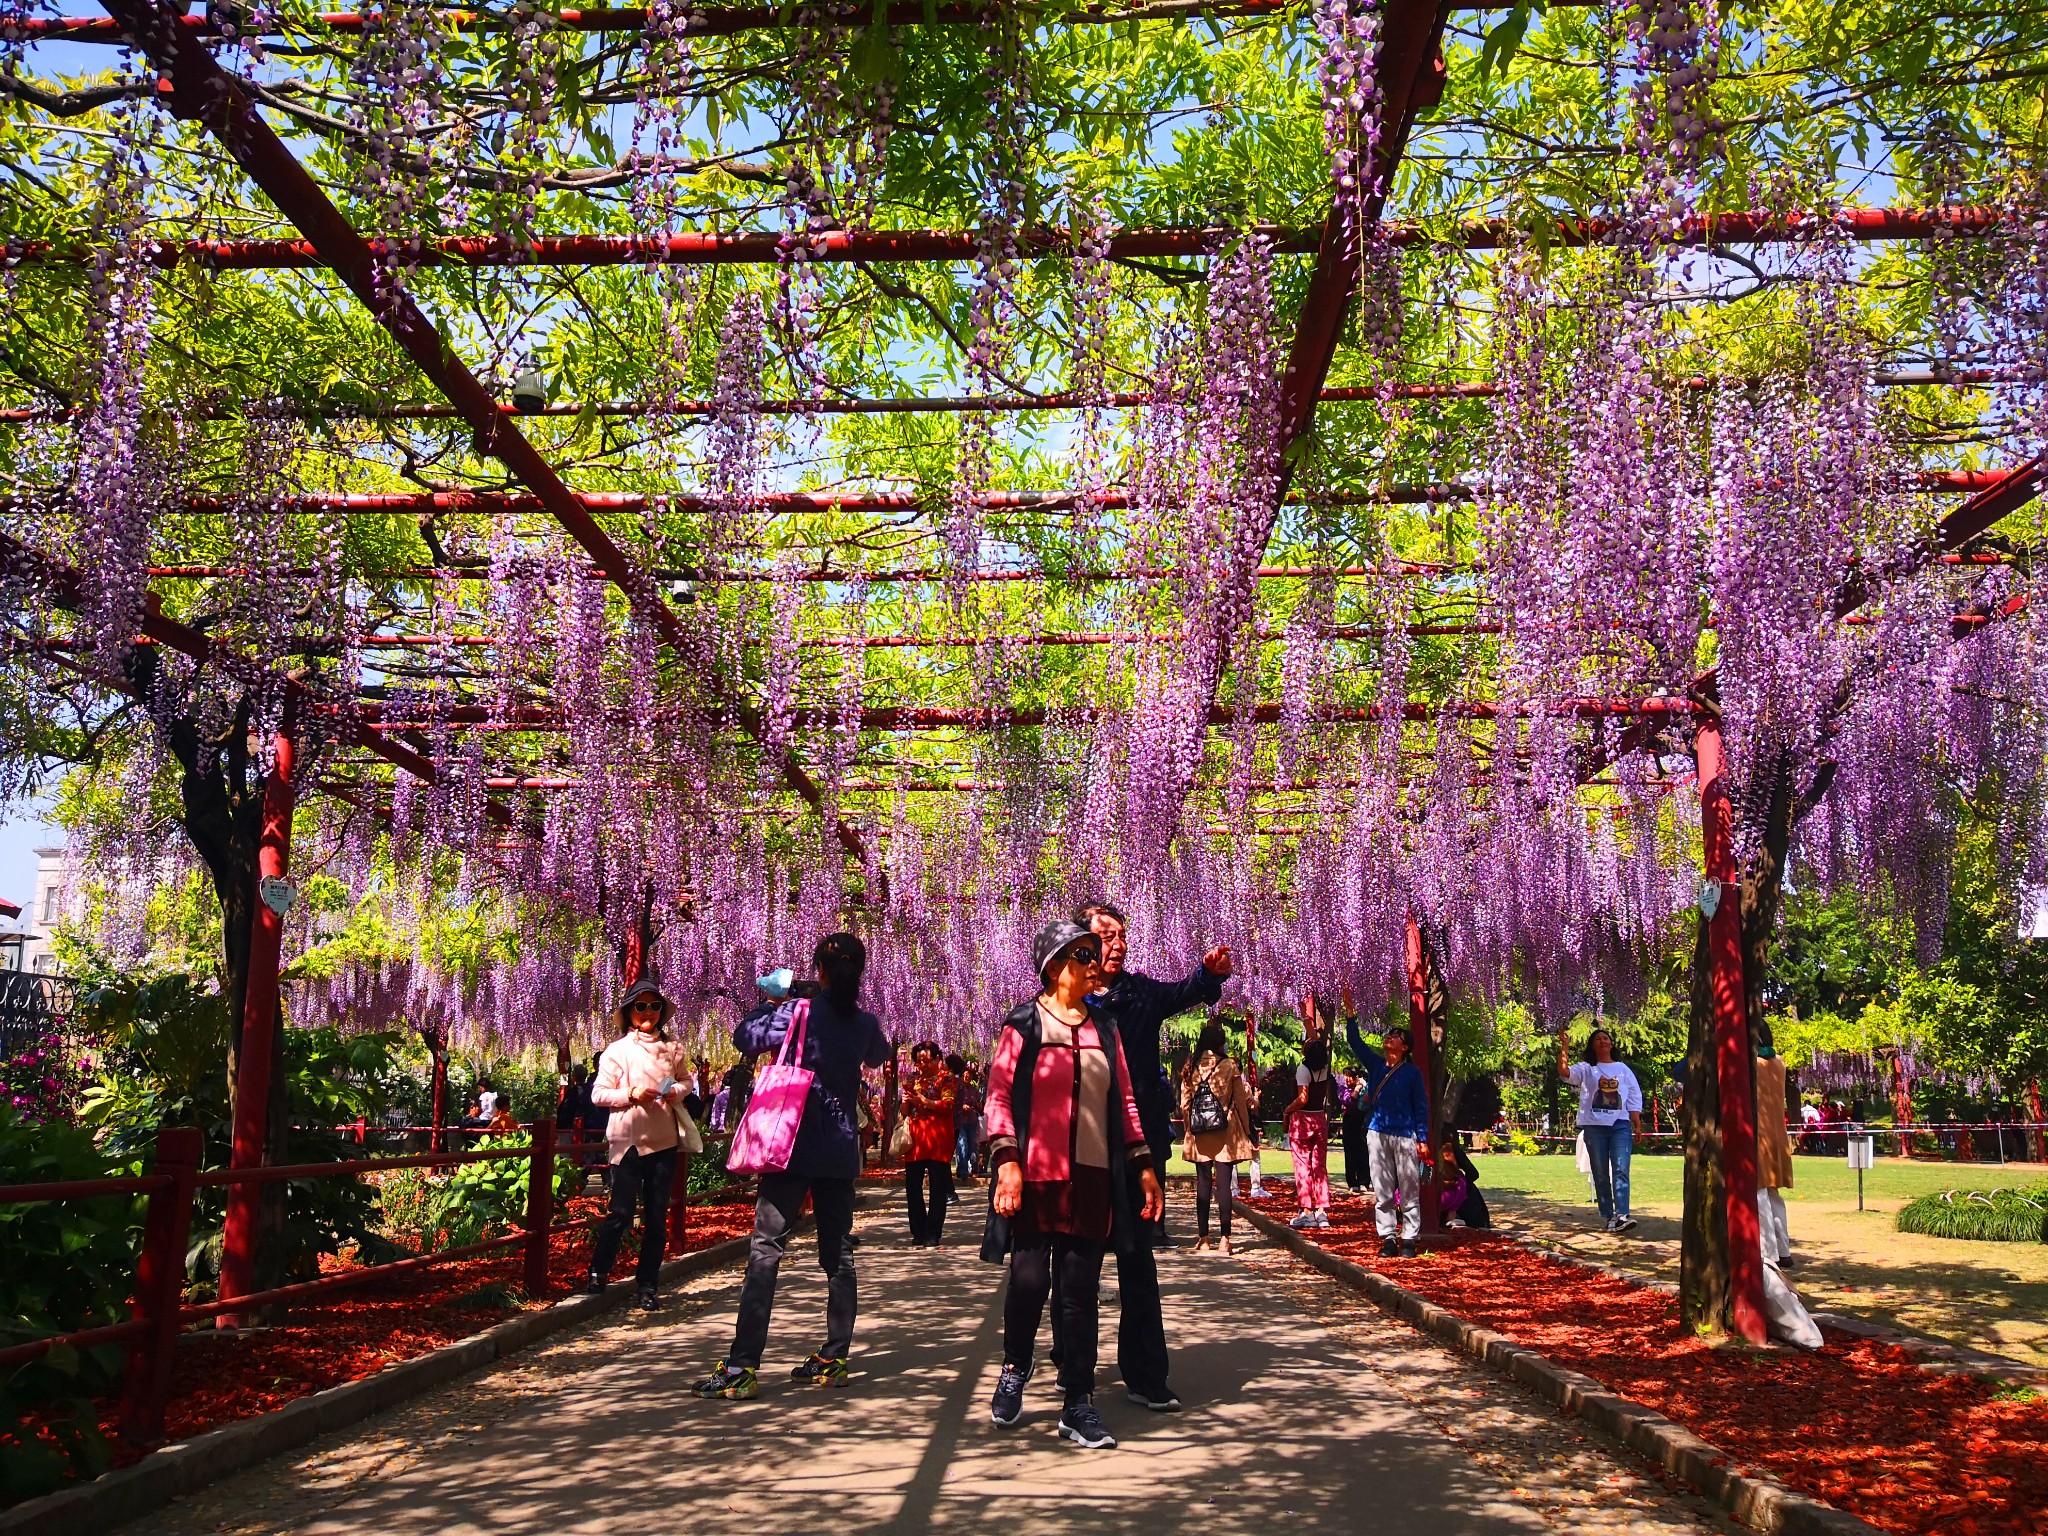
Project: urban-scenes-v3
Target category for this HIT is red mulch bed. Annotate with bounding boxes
[4,1195,757,1486]
[1260,1191,2048,1536]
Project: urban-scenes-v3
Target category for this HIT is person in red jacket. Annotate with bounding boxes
[902,1040,959,1246]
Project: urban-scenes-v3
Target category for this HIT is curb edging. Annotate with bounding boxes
[0,1230,766,1536]
[1232,1198,1884,1536]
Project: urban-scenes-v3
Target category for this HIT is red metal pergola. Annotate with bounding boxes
[12,0,2037,1343]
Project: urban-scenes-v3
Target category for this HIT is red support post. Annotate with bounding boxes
[118,1126,203,1446]
[1696,721,1768,1344]
[429,1038,448,1153]
[1405,914,1443,1237]
[667,1150,690,1257]
[524,1119,554,1298]
[218,703,298,1328]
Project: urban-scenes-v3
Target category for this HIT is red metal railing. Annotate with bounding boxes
[0,1120,696,1448]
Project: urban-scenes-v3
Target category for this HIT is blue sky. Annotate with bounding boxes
[0,800,61,910]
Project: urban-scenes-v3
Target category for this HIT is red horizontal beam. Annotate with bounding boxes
[190,620,1504,651]
[16,484,1482,517]
[14,470,1999,520]
[4,208,2011,272]
[142,562,1449,583]
[0,370,2010,427]
[338,698,1697,732]
[15,0,1293,43]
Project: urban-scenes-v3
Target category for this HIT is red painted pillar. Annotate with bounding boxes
[524,1118,555,1298]
[1696,721,1767,1344]
[119,1126,202,1445]
[218,706,298,1328]
[429,1038,448,1153]
[1406,914,1443,1236]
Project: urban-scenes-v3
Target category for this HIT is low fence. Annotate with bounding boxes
[0,1119,695,1449]
[1509,1121,2048,1162]
[1158,1117,2048,1165]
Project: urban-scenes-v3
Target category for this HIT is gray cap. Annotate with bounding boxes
[1032,919,1095,982]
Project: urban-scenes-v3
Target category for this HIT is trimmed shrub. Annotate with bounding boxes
[1896,1186,2048,1244]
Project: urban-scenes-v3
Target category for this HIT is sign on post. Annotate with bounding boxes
[1847,1126,1875,1211]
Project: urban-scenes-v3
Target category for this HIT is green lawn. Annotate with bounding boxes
[1164,1145,2048,1366]
[1469,1153,2047,1208]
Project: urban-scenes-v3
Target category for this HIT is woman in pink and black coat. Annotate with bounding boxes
[982,920,1162,1450]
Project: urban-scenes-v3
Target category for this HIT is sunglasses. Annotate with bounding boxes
[1069,944,1102,966]
[630,998,663,1014]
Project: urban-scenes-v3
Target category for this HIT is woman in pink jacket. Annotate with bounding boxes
[982,920,1162,1450]
[583,975,688,1309]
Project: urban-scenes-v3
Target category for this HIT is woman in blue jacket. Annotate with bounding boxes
[1346,1018,1431,1259]
[693,932,892,1401]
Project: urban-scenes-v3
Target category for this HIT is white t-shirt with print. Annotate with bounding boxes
[1566,1060,1641,1127]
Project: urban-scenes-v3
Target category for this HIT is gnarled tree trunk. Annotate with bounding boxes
[1681,745,1815,1332]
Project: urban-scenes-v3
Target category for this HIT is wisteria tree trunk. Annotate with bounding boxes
[124,649,291,1288]
[1681,748,1817,1331]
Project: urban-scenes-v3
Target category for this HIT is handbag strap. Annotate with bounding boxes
[777,998,811,1068]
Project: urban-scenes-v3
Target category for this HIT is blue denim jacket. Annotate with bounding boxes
[733,996,891,1180]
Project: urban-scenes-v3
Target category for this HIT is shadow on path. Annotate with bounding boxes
[296,1217,1563,1536]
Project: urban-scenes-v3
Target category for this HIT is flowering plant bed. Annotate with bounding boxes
[1279,1195,2048,1536]
[1,1196,757,1494]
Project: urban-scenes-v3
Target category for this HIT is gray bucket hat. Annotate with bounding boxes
[1032,919,1096,982]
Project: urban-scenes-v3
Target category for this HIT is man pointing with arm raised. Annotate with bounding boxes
[1075,898,1232,1413]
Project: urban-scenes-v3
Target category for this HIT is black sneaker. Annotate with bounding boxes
[790,1353,849,1387]
[691,1363,758,1400]
[1615,1215,1639,1234]
[1059,1400,1117,1449]
[1379,1237,1399,1258]
[1400,1241,1418,1259]
[1125,1384,1181,1412]
[990,1362,1031,1427]
[636,1285,661,1311]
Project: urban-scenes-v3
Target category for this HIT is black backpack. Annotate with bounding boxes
[1188,1066,1229,1135]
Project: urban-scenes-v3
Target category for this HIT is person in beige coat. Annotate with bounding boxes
[584,975,689,1308]
[1754,1047,1796,1266]
[1179,1020,1257,1254]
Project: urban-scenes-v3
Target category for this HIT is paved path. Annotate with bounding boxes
[149,1201,1743,1536]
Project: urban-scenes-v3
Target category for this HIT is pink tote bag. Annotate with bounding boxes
[726,1000,814,1175]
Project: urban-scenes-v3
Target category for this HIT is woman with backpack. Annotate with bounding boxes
[1285,1032,1336,1231]
[1179,1020,1256,1254]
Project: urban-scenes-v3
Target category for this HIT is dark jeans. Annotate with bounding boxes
[728,1173,857,1369]
[1007,1234,1106,1406]
[590,1145,676,1289]
[1194,1161,1234,1239]
[1343,1110,1371,1189]
[905,1159,953,1243]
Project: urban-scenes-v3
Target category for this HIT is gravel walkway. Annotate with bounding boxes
[138,1198,1745,1536]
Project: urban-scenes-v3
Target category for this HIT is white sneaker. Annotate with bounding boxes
[1289,1211,1316,1230]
